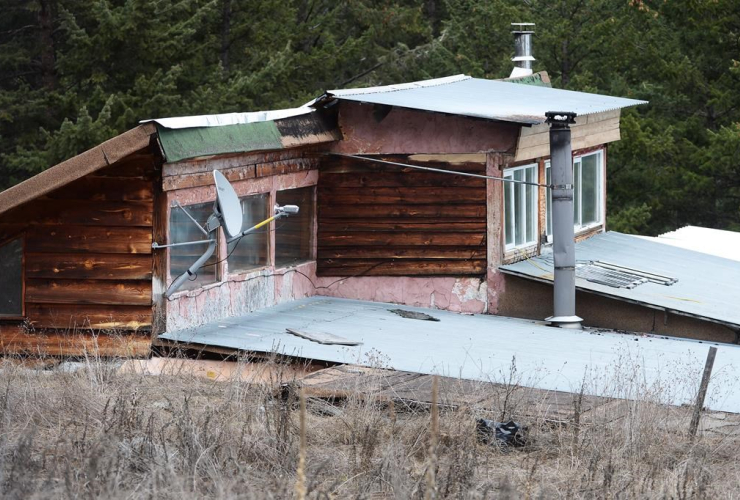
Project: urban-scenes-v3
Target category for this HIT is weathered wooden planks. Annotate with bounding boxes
[25,303,153,330]
[317,154,486,277]
[316,259,487,276]
[25,226,152,254]
[162,154,319,191]
[0,324,152,356]
[0,151,158,340]
[26,279,151,306]
[0,200,153,227]
[25,253,152,280]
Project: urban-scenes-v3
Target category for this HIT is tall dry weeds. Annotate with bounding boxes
[0,344,736,499]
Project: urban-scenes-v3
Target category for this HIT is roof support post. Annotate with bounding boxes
[545,111,583,329]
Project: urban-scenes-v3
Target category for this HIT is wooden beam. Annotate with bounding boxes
[26,279,152,306]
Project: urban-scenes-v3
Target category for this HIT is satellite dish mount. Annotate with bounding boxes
[152,171,299,297]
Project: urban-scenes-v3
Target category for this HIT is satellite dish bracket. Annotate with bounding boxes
[152,170,302,298]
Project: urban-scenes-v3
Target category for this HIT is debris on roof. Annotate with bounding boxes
[500,232,740,328]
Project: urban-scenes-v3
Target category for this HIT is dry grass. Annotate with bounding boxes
[0,350,738,500]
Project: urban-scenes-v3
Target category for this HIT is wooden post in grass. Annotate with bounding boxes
[689,346,717,438]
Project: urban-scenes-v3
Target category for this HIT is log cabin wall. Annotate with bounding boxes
[0,150,158,356]
[317,154,487,277]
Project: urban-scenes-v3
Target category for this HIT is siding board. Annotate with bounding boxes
[317,155,486,277]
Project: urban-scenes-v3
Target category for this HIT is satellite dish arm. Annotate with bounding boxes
[225,204,300,244]
[164,237,217,298]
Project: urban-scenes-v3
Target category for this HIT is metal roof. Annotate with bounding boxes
[159,296,740,412]
[635,226,740,262]
[500,232,740,328]
[141,107,313,129]
[319,75,647,125]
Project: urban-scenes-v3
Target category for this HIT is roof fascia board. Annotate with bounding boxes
[0,123,156,217]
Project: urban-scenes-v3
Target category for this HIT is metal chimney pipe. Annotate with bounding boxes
[545,111,583,329]
[511,23,535,70]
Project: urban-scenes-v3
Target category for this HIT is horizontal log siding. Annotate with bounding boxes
[317,155,486,277]
[0,152,155,332]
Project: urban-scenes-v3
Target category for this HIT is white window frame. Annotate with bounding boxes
[504,163,538,251]
[546,150,604,240]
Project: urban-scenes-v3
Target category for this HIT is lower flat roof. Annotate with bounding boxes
[159,297,740,413]
[500,232,740,329]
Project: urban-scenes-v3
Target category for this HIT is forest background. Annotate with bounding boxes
[1,0,738,235]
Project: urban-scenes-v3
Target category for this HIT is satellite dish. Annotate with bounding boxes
[213,170,243,238]
[151,170,300,297]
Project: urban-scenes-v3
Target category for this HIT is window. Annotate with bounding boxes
[227,193,270,273]
[546,150,604,237]
[169,202,219,291]
[504,164,538,250]
[0,237,23,317]
[275,187,314,267]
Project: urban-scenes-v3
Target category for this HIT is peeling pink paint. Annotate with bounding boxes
[331,102,519,155]
[314,276,487,314]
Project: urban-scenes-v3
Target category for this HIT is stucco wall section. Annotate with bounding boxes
[163,167,319,331]
[315,276,487,314]
[331,102,519,155]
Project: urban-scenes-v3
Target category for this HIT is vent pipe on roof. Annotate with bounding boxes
[510,23,535,78]
[545,111,583,329]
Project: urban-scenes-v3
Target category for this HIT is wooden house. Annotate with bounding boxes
[18,71,733,358]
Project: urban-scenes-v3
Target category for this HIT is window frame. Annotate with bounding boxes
[545,149,604,240]
[503,163,539,251]
[0,234,25,320]
[226,192,272,276]
[167,201,221,292]
[274,186,315,269]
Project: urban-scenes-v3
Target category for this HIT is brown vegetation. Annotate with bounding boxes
[0,350,737,499]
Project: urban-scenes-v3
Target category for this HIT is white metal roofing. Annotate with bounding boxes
[321,75,647,125]
[635,226,740,262]
[159,296,740,412]
[500,232,740,328]
[140,107,313,129]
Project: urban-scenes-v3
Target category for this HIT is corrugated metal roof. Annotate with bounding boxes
[158,296,740,412]
[635,226,740,262]
[320,75,647,125]
[500,232,740,328]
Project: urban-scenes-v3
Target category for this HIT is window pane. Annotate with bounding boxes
[504,177,514,246]
[525,167,535,243]
[514,170,524,246]
[581,154,599,225]
[0,237,23,316]
[546,165,552,236]
[276,187,314,268]
[228,193,269,273]
[573,161,581,226]
[170,202,218,291]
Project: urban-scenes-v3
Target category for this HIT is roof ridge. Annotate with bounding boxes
[327,74,471,98]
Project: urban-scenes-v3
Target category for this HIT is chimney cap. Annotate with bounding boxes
[511,22,535,33]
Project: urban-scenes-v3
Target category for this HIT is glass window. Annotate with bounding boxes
[169,202,218,291]
[545,150,603,237]
[275,187,314,268]
[227,193,270,273]
[0,237,23,317]
[503,164,538,250]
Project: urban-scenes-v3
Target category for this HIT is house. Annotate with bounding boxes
[0,70,655,357]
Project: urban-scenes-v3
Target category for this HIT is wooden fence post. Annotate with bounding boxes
[689,346,717,438]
